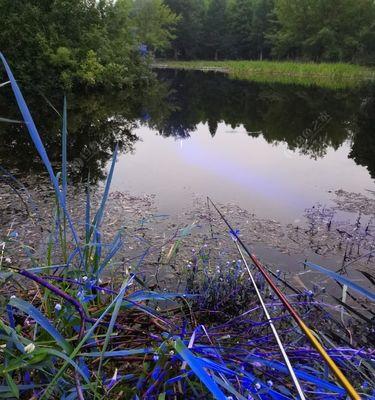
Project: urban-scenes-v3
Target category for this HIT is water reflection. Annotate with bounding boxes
[0,79,173,182]
[151,70,374,176]
[349,90,375,179]
[0,69,374,183]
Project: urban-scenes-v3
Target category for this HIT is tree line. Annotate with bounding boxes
[1,67,374,179]
[1,0,374,90]
[162,0,375,64]
[0,0,178,89]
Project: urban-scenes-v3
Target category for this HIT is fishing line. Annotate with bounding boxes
[234,239,306,399]
[207,196,361,400]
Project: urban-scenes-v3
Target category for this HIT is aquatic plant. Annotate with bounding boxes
[0,53,374,399]
[155,60,375,89]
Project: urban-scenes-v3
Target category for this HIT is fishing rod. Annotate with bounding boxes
[207,197,361,400]
[234,240,306,399]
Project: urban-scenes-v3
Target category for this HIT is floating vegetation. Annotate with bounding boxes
[0,54,374,399]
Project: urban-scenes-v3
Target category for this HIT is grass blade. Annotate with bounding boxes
[9,298,72,354]
[5,373,19,399]
[62,96,67,203]
[96,276,134,391]
[40,276,135,399]
[0,52,82,263]
[174,339,227,400]
[304,261,375,301]
[81,349,153,358]
[92,143,118,233]
[0,117,24,124]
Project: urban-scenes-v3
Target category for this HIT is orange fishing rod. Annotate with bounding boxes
[207,197,361,400]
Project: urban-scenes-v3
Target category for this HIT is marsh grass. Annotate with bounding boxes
[156,60,375,89]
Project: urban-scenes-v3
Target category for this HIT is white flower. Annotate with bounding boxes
[24,343,36,354]
[82,276,88,282]
[106,368,118,389]
[0,344,6,352]
[10,295,16,299]
[254,383,261,390]
[5,257,11,263]
[111,368,118,382]
[267,380,273,387]
[55,303,62,311]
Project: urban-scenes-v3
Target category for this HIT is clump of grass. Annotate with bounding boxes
[155,60,375,89]
[1,53,374,399]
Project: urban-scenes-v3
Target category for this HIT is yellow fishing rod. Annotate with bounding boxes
[234,241,306,399]
[207,197,361,400]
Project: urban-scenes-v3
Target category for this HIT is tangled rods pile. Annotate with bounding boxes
[0,53,374,399]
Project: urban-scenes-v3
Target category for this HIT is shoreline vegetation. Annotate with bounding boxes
[1,54,374,399]
[0,0,179,89]
[2,0,375,91]
[154,60,375,89]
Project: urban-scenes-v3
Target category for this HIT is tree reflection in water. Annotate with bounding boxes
[0,69,374,182]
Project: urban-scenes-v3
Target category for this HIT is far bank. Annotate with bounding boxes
[154,60,375,89]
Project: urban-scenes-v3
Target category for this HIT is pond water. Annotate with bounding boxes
[1,69,374,224]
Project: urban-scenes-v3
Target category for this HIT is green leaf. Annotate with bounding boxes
[81,348,152,358]
[36,348,92,385]
[5,373,19,399]
[96,277,133,388]
[9,298,72,354]
[40,281,135,399]
[0,271,13,283]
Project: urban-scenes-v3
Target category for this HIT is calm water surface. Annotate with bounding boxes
[113,123,372,222]
[113,70,375,222]
[1,69,374,223]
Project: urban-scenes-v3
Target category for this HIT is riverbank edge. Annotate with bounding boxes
[154,60,375,89]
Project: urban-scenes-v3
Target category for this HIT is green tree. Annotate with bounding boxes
[271,0,375,62]
[0,0,178,88]
[251,0,274,60]
[228,0,273,59]
[164,0,207,59]
[229,0,254,58]
[204,0,229,60]
[131,0,179,53]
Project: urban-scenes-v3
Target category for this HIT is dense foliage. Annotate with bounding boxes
[2,0,374,89]
[0,0,178,89]
[163,0,375,64]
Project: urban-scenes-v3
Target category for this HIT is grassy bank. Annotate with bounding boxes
[155,60,375,89]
